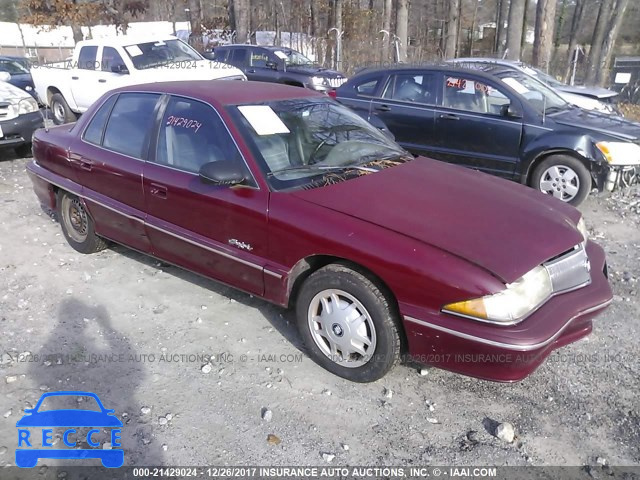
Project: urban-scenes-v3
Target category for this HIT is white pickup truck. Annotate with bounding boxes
[31,34,246,124]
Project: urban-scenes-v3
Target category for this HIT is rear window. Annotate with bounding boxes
[77,46,98,70]
[353,76,381,96]
[83,95,117,145]
[212,49,228,62]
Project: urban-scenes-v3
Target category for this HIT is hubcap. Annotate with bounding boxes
[307,289,377,368]
[52,102,65,123]
[539,165,580,202]
[61,196,89,243]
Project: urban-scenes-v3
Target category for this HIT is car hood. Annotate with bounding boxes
[550,107,640,141]
[286,65,345,78]
[16,410,123,427]
[559,85,618,100]
[291,158,583,284]
[140,60,245,80]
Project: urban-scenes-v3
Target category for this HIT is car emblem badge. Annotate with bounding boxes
[228,239,253,251]
[332,324,344,337]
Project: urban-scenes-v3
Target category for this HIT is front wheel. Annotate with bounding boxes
[58,191,107,254]
[295,264,401,382]
[531,155,592,206]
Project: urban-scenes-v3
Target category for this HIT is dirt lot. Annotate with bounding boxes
[0,151,638,474]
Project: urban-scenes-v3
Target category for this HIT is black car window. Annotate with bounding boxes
[83,94,118,145]
[154,96,246,177]
[102,93,160,158]
[382,73,437,104]
[212,48,228,62]
[249,49,269,68]
[230,48,248,65]
[354,77,381,96]
[101,47,126,72]
[77,46,98,70]
[443,76,510,115]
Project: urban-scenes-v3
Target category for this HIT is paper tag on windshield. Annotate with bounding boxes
[502,77,529,94]
[238,106,290,135]
[273,51,288,60]
[125,45,143,57]
[614,72,631,84]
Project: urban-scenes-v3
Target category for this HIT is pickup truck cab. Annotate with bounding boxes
[31,35,245,125]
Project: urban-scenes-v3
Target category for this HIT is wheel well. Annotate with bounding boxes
[47,87,62,104]
[525,150,593,187]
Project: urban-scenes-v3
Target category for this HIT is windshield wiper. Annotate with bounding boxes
[267,164,378,177]
[544,105,568,114]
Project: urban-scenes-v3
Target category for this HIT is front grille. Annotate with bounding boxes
[328,77,347,88]
[544,244,591,294]
[0,102,10,119]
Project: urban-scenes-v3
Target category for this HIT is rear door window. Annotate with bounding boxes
[382,73,437,104]
[77,46,98,70]
[102,93,160,158]
[230,48,248,65]
[83,94,118,145]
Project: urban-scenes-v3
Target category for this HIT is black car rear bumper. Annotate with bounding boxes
[0,111,43,150]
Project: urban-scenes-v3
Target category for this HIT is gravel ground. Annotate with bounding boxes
[0,151,638,474]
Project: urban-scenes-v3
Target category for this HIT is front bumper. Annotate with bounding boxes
[401,241,612,382]
[0,111,43,150]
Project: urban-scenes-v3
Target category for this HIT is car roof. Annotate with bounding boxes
[351,64,510,82]
[77,34,178,48]
[216,44,299,52]
[114,80,323,106]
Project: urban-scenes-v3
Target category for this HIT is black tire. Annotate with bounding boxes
[58,191,107,254]
[14,143,32,158]
[531,154,592,206]
[50,93,78,125]
[295,264,401,382]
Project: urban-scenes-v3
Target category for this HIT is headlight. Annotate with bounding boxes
[311,76,326,86]
[18,97,38,115]
[595,141,640,166]
[577,217,588,243]
[442,265,552,324]
[25,85,33,91]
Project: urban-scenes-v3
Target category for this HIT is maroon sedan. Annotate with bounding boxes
[26,81,612,382]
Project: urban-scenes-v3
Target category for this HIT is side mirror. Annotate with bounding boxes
[0,72,11,82]
[199,161,245,186]
[500,104,522,119]
[111,64,129,74]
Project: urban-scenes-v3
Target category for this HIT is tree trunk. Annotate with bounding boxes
[228,0,237,37]
[563,0,586,82]
[585,0,614,84]
[595,0,630,85]
[396,0,409,62]
[494,0,509,54]
[505,0,525,60]
[444,0,460,58]
[382,0,392,61]
[234,0,249,44]
[520,0,529,51]
[532,0,558,68]
[71,24,84,44]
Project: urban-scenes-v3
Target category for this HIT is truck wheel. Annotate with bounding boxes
[50,93,78,125]
[531,155,591,206]
[14,143,32,158]
[296,264,402,382]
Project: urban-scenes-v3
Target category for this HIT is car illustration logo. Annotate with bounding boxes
[15,391,123,468]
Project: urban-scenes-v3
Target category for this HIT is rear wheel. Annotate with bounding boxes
[50,93,78,125]
[531,155,591,206]
[295,264,401,382]
[58,191,107,254]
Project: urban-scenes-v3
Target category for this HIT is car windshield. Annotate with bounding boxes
[521,65,566,88]
[124,39,202,69]
[230,97,411,191]
[272,49,314,66]
[498,72,569,114]
[0,59,29,75]
[38,395,102,412]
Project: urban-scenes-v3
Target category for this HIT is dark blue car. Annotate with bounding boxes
[335,65,640,205]
[0,56,38,100]
[15,391,123,468]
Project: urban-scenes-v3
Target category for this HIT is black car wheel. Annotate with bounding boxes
[531,155,591,206]
[14,143,32,158]
[50,93,78,125]
[58,191,107,254]
[296,264,401,382]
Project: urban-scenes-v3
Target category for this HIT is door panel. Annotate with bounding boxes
[433,75,523,179]
[143,95,267,295]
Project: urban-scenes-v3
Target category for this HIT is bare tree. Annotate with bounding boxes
[505,0,525,60]
[585,0,614,84]
[494,0,510,54]
[595,0,630,85]
[396,0,409,62]
[444,0,460,58]
[233,0,250,43]
[382,0,392,61]
[532,0,558,68]
[563,0,586,82]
